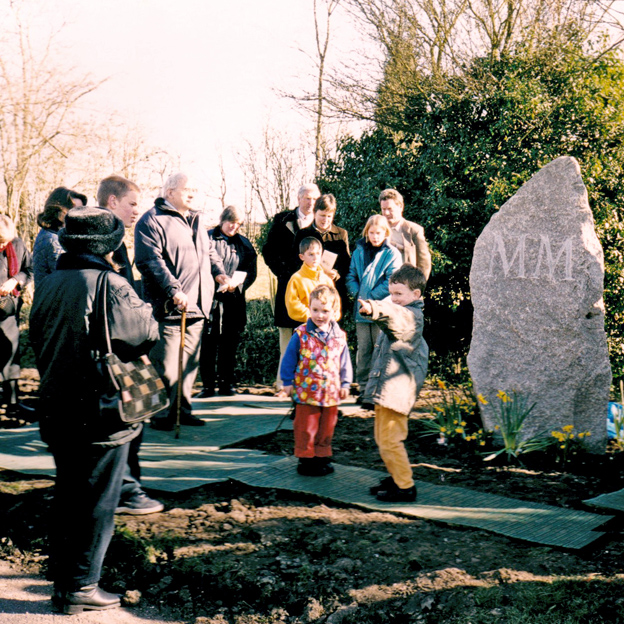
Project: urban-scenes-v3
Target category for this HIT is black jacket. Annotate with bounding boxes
[30,253,159,446]
[209,226,257,329]
[262,209,306,328]
[134,198,226,322]
[112,241,137,292]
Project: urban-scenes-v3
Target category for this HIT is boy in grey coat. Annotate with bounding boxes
[358,264,428,502]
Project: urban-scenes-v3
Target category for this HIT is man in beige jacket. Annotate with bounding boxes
[379,189,431,279]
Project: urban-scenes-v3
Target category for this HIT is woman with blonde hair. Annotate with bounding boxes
[346,214,402,408]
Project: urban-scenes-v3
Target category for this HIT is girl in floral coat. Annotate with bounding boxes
[280,285,353,476]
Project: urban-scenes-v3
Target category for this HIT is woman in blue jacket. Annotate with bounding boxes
[346,214,402,407]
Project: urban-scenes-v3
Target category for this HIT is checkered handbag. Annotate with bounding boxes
[94,271,169,425]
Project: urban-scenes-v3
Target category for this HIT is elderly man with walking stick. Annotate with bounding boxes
[135,173,229,431]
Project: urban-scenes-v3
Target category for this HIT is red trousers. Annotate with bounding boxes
[293,404,339,458]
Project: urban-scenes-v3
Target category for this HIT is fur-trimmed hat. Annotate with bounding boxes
[58,206,125,256]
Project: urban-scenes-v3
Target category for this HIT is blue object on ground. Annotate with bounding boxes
[607,402,624,440]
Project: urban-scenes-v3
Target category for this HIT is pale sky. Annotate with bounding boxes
[24,0,367,217]
[11,0,624,219]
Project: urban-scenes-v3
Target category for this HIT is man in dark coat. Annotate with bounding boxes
[262,183,320,393]
[97,175,163,515]
[134,173,228,430]
[97,174,141,288]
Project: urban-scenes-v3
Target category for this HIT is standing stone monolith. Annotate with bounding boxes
[467,156,611,452]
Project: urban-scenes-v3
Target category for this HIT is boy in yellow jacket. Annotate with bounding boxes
[285,237,340,324]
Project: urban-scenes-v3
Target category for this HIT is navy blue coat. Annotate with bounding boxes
[134,198,226,322]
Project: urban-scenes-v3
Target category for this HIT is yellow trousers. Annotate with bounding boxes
[374,405,414,490]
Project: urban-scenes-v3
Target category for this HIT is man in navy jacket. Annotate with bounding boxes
[135,173,228,430]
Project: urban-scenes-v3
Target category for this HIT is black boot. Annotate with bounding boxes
[369,476,396,496]
[3,380,36,421]
[196,387,215,398]
[51,588,66,612]
[297,457,333,476]
[64,584,121,614]
[317,457,334,474]
[376,485,417,503]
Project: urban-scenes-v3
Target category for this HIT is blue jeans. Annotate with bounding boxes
[120,429,144,501]
[48,439,129,591]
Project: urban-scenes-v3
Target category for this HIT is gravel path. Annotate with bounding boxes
[0,561,185,624]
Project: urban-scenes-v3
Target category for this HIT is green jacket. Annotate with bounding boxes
[364,298,428,416]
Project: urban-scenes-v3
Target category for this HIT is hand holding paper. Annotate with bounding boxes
[218,270,247,292]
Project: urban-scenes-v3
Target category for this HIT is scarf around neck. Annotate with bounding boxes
[0,241,20,296]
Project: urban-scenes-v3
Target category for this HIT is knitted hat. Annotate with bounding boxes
[58,206,125,256]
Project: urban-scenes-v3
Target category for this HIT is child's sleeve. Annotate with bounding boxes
[285,274,310,323]
[368,299,423,344]
[279,332,302,387]
[345,248,361,297]
[340,342,354,388]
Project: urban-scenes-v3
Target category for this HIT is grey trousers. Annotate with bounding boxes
[355,322,381,398]
[150,317,204,417]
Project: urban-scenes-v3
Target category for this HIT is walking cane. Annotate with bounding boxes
[274,397,296,433]
[174,308,187,440]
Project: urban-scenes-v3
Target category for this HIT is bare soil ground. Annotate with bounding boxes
[2,377,624,623]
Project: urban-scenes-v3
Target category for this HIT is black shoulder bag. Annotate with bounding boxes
[93,270,169,425]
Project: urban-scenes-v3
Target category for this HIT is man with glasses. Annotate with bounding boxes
[135,173,228,431]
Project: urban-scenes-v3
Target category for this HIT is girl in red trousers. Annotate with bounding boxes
[280,285,353,476]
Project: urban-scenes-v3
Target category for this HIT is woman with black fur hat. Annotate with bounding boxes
[30,206,160,614]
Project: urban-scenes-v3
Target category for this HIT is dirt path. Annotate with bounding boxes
[0,561,184,624]
[3,381,624,622]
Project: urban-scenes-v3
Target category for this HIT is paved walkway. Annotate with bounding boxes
[0,394,614,550]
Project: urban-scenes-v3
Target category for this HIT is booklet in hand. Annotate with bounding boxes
[321,250,337,273]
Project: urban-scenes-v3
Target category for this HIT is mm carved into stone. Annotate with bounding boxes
[487,234,574,281]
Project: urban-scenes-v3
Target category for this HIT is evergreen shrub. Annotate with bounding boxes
[235,298,280,385]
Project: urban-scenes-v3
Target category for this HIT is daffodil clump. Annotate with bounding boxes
[551,425,591,464]
[610,404,624,451]
[478,390,553,462]
[418,380,486,447]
